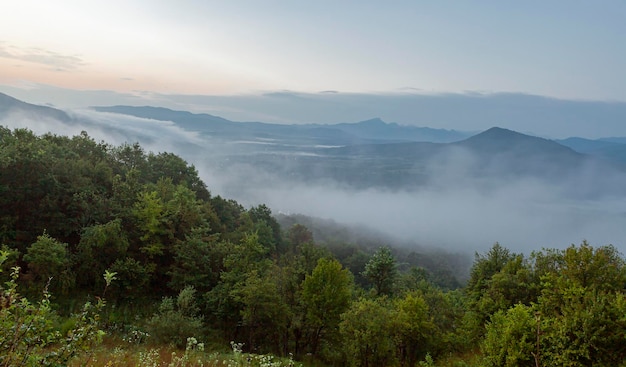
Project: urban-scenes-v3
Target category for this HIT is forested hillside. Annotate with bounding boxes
[1,126,625,366]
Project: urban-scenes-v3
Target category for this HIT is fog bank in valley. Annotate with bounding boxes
[4,109,626,255]
[211,157,626,254]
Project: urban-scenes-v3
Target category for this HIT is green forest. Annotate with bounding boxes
[1,126,625,366]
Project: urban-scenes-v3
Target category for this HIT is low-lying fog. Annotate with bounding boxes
[5,109,626,255]
[214,163,626,254]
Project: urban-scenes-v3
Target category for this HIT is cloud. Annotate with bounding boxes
[0,42,86,71]
[0,108,204,156]
[207,148,626,255]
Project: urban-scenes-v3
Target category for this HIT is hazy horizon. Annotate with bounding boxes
[3,86,626,140]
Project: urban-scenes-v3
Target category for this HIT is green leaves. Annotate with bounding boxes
[76,220,128,288]
[363,246,397,296]
[0,261,106,366]
[147,286,203,348]
[340,297,396,367]
[133,190,167,250]
[482,304,537,367]
[393,291,435,366]
[481,243,626,366]
[302,258,353,327]
[24,232,73,293]
[301,258,353,354]
[103,270,117,288]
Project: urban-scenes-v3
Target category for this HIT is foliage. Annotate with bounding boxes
[76,219,128,288]
[147,286,204,348]
[4,128,626,366]
[0,253,105,366]
[536,243,626,366]
[363,246,397,296]
[23,232,74,293]
[168,230,224,292]
[228,268,290,352]
[286,223,314,248]
[482,243,626,367]
[482,303,537,367]
[107,257,152,301]
[301,258,353,356]
[340,297,396,367]
[393,291,435,366]
[467,243,514,298]
[247,204,283,253]
[464,243,519,339]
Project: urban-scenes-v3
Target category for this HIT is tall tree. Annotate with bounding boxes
[466,242,514,299]
[248,204,283,252]
[393,291,435,367]
[301,258,353,355]
[232,269,290,353]
[340,297,396,367]
[363,246,397,296]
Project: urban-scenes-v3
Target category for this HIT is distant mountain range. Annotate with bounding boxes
[556,137,626,165]
[2,92,626,195]
[93,105,471,144]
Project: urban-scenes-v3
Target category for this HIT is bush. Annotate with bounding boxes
[147,286,204,348]
[482,303,537,367]
[0,251,105,366]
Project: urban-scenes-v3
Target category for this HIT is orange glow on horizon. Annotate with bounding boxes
[0,58,260,96]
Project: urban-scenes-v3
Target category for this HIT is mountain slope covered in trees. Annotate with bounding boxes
[1,126,626,366]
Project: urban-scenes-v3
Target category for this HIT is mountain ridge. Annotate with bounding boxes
[557,136,626,165]
[1,92,626,193]
[0,92,71,122]
[92,105,470,144]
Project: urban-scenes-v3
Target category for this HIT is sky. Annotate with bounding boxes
[1,1,626,135]
[2,1,625,98]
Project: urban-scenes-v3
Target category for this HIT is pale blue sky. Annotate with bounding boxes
[1,1,625,100]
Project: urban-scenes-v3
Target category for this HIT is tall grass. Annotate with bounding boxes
[71,337,301,367]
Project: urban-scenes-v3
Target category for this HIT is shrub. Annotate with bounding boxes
[147,286,204,348]
[0,251,105,366]
[482,303,537,367]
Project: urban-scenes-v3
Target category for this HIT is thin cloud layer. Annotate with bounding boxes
[210,147,626,254]
[0,108,203,155]
[0,42,86,71]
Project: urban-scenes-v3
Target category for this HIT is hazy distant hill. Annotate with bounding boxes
[458,127,577,156]
[278,126,597,189]
[600,137,626,144]
[557,136,626,165]
[94,104,598,189]
[94,105,232,128]
[327,126,580,160]
[2,92,625,195]
[0,92,71,122]
[92,105,469,145]
[325,117,469,143]
[454,127,586,178]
